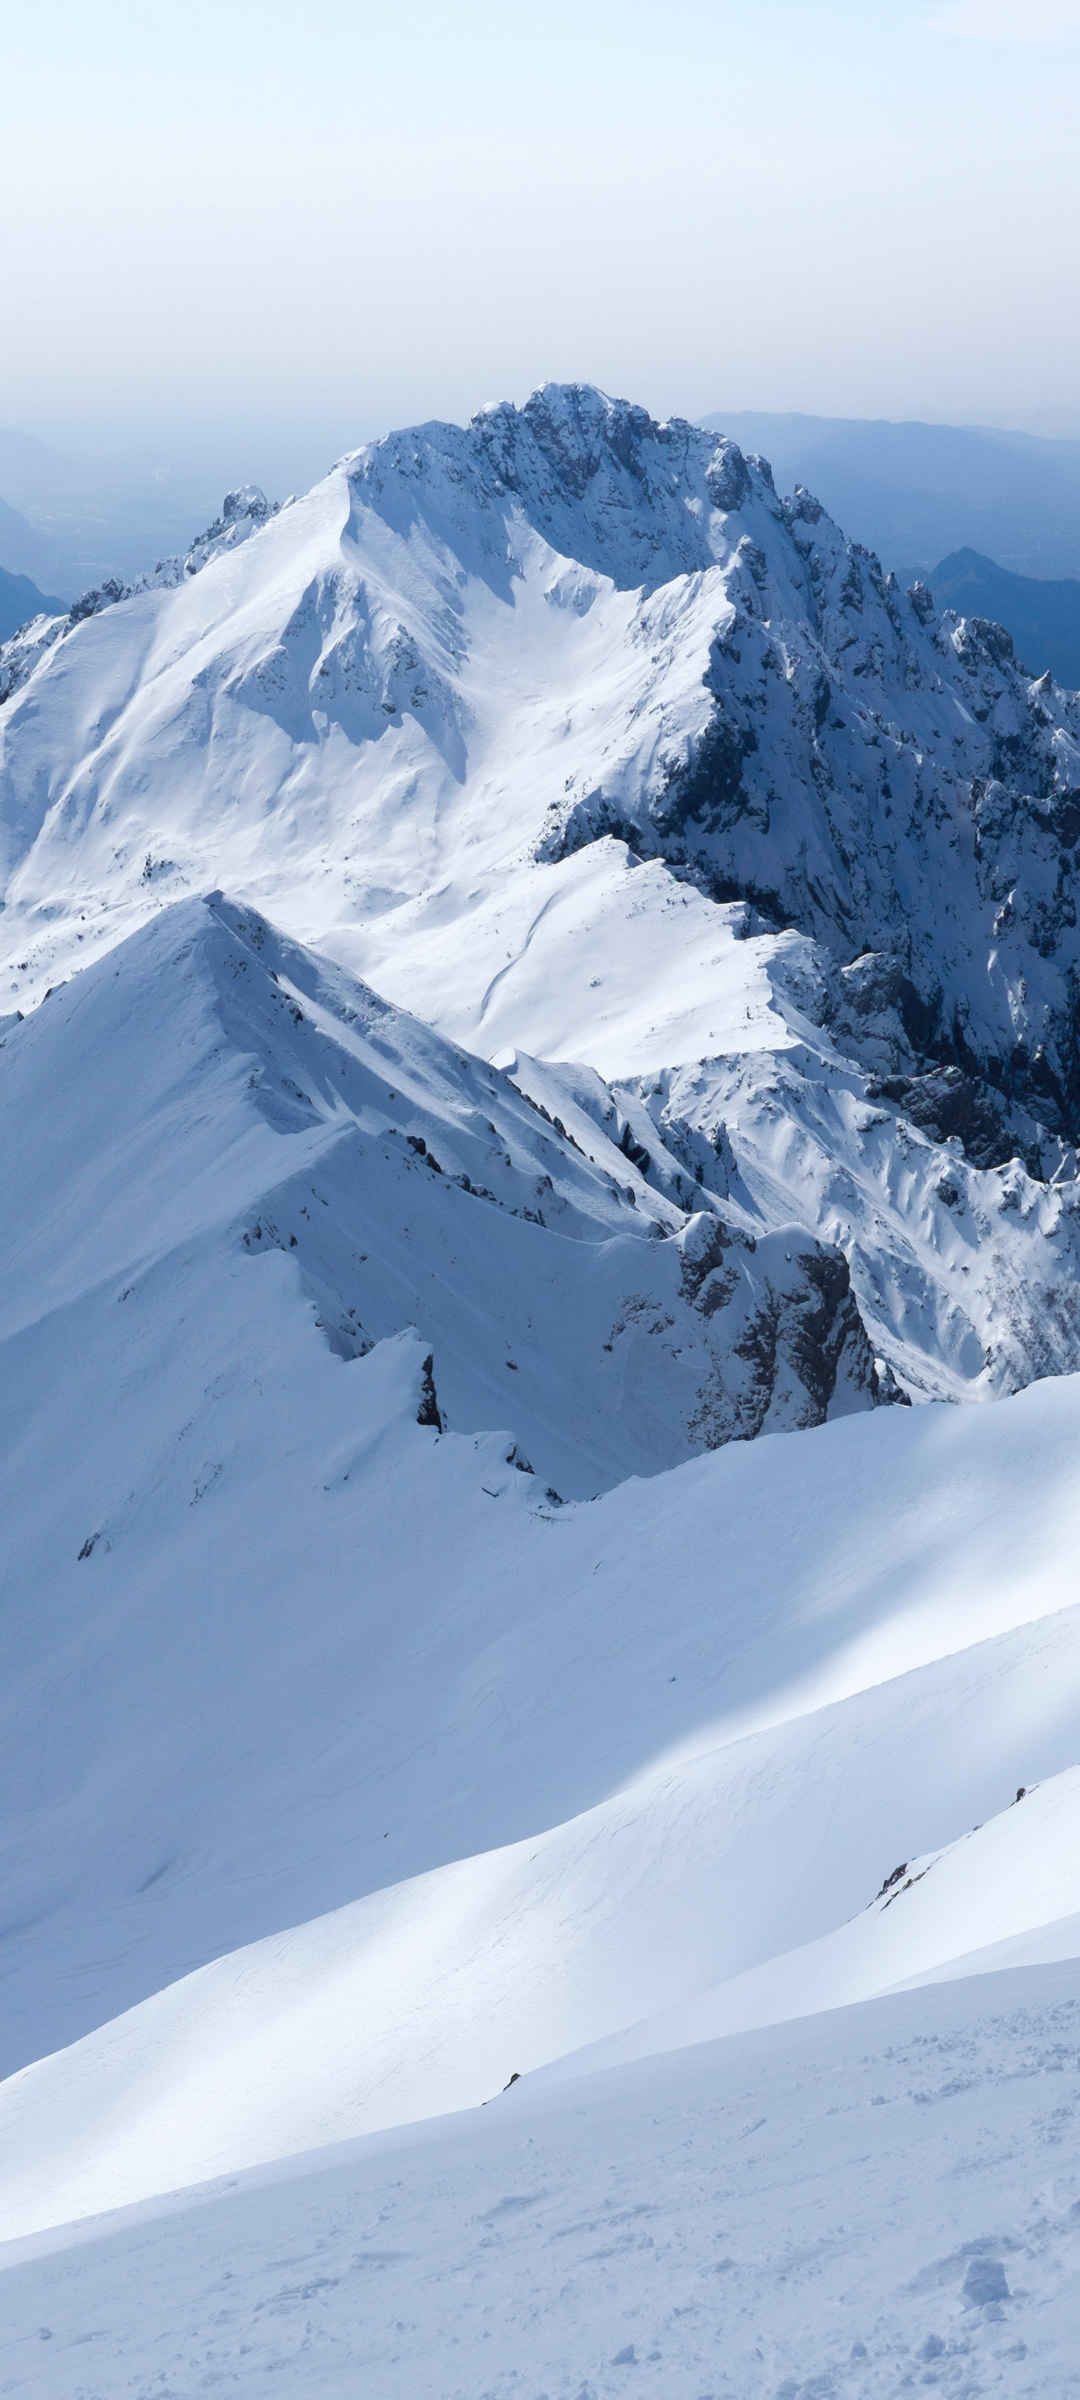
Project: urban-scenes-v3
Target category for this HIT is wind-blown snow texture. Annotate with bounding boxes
[7,1963,1080,2400]
[6,388,1080,2390]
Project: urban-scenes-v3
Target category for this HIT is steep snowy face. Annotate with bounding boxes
[0,892,883,1522]
[0,407,736,1005]
[417,382,762,589]
[543,475,1080,1140]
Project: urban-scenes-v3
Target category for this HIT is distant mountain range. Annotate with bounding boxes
[0,561,63,642]
[699,408,1080,582]
[0,489,61,591]
[11,404,1080,612]
[928,546,1080,690]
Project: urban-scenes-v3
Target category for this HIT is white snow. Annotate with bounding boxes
[5,1961,1080,2397]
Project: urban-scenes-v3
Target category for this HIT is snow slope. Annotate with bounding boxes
[0,893,887,2072]
[8,1067,1080,2233]
[542,1770,1080,2088]
[5,1960,1080,2399]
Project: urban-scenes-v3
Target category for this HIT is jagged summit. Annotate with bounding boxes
[329,379,784,598]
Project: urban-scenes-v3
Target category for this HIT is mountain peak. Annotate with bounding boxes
[335,380,776,593]
[481,380,679,473]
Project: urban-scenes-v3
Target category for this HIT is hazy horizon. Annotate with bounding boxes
[6,0,1080,474]
[15,388,1080,478]
[10,384,1080,604]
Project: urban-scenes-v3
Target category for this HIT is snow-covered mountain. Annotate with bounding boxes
[6,384,1080,1127]
[7,387,1080,2391]
[5,383,1080,1416]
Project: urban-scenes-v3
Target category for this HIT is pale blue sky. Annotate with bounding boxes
[4,0,1080,449]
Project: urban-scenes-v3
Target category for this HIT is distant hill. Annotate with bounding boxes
[0,491,65,592]
[929,549,1080,692]
[0,425,228,594]
[0,561,63,641]
[697,409,1080,583]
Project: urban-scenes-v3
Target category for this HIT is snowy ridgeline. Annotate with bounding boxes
[5,387,1080,2383]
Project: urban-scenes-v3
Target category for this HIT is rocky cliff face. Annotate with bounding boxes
[518,399,1080,1145]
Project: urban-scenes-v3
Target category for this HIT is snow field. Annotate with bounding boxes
[5,1960,1080,2397]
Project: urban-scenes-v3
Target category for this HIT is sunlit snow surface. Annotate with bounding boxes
[5,1965,1080,2398]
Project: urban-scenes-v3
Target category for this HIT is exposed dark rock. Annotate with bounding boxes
[416,1354,443,1431]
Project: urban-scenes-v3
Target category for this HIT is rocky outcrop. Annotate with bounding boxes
[675,1210,899,1447]
[526,406,1080,1147]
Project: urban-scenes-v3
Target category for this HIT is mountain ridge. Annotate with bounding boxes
[698,405,1080,579]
